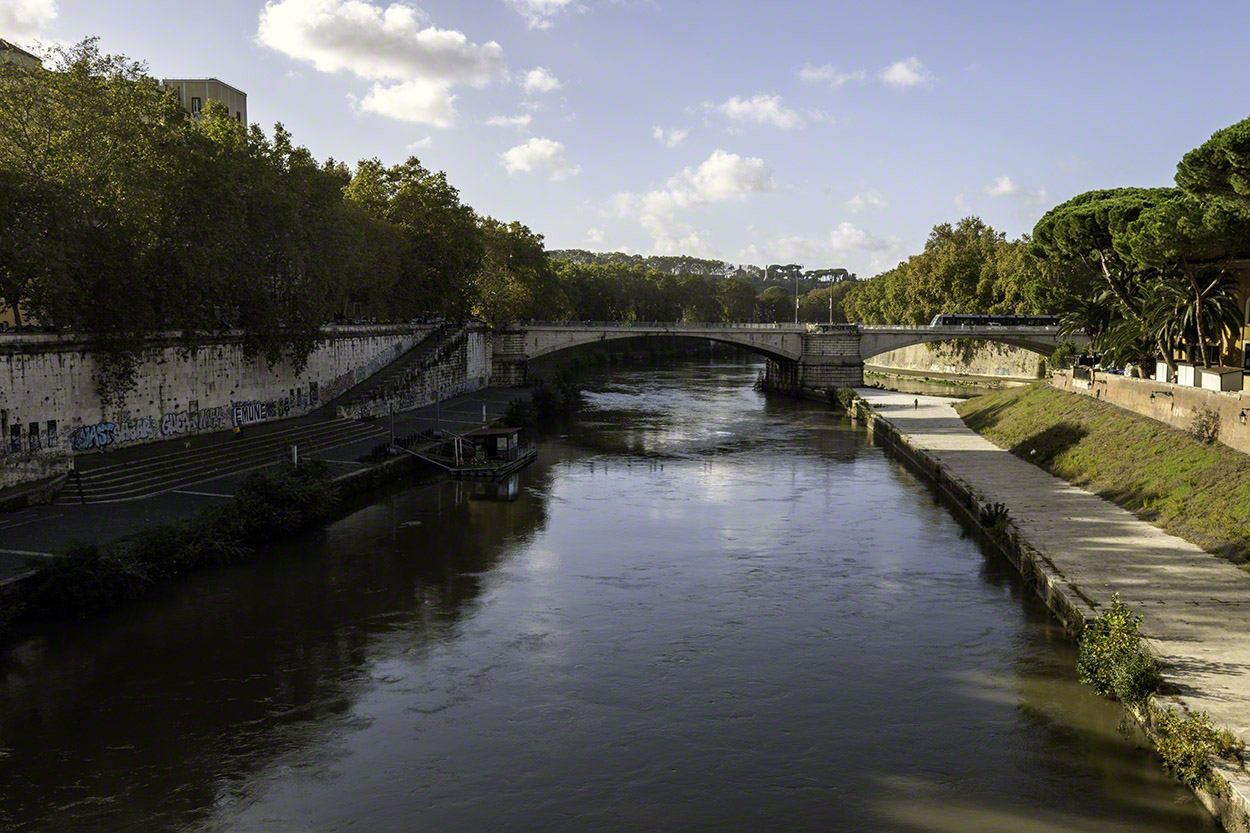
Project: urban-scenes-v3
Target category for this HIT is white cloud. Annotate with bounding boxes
[500,137,580,180]
[970,177,1048,210]
[713,94,806,129]
[613,150,775,254]
[879,57,931,88]
[984,175,1021,197]
[0,0,56,38]
[798,64,866,87]
[521,66,561,94]
[845,191,887,213]
[506,0,576,29]
[407,136,433,149]
[257,0,505,126]
[640,149,775,215]
[358,78,456,126]
[586,227,605,244]
[485,113,532,128]
[757,224,902,274]
[652,126,689,148]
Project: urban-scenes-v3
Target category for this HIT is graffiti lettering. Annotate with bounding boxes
[231,398,291,427]
[115,417,156,444]
[71,422,116,451]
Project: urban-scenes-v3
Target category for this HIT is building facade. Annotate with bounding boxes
[0,38,40,69]
[160,77,247,123]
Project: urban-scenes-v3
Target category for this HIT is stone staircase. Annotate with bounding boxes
[55,327,464,504]
[326,325,466,417]
[62,418,387,504]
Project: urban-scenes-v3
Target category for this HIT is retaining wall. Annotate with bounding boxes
[0,325,434,459]
[851,394,1250,833]
[336,328,492,420]
[1053,369,1250,456]
[868,341,1045,379]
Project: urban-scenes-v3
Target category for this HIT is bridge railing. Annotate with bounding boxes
[860,324,1063,333]
[519,320,1067,334]
[520,320,807,330]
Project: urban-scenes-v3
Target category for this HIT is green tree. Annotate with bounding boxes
[757,286,794,322]
[719,277,758,321]
[473,218,560,326]
[1117,192,1248,366]
[345,156,484,319]
[1032,188,1175,372]
[1176,117,1250,209]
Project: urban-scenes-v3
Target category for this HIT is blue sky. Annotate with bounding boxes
[6,0,1250,275]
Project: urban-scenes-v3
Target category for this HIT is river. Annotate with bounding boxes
[0,359,1218,832]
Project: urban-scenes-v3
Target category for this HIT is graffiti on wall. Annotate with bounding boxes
[317,343,406,408]
[70,421,117,451]
[160,406,229,437]
[13,334,419,454]
[231,397,294,427]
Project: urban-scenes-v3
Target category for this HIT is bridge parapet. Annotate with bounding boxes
[488,321,1086,390]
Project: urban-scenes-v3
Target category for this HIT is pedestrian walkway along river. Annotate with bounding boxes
[856,386,1250,825]
[0,361,1222,831]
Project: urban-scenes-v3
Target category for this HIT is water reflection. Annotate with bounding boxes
[0,360,1218,832]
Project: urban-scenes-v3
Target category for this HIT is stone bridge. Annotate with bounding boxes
[489,323,1083,391]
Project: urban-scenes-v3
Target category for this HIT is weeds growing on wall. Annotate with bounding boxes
[1152,707,1243,789]
[829,387,858,411]
[510,376,585,425]
[1190,407,1220,445]
[1077,595,1162,707]
[23,461,338,619]
[1076,596,1246,791]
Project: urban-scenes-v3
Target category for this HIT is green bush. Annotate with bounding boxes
[1153,708,1241,789]
[504,398,537,426]
[25,543,152,618]
[1077,594,1161,706]
[25,460,336,620]
[555,374,585,412]
[530,377,584,418]
[229,460,337,541]
[828,387,857,411]
[531,384,562,418]
[1049,341,1076,370]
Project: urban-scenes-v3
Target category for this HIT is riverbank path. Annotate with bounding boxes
[0,387,530,581]
[856,388,1250,786]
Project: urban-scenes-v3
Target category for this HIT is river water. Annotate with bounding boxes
[0,360,1218,832]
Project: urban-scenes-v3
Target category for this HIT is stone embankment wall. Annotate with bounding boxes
[0,324,433,461]
[335,327,491,420]
[849,393,1250,833]
[1053,368,1250,456]
[868,342,1045,379]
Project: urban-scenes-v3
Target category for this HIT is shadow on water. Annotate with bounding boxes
[0,358,1220,832]
[0,469,557,832]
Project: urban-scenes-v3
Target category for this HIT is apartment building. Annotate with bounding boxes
[160,77,247,124]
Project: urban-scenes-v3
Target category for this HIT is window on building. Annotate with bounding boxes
[191,96,202,115]
[236,111,242,122]
[46,420,58,447]
[28,422,40,451]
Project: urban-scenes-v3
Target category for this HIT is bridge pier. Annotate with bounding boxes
[762,329,864,394]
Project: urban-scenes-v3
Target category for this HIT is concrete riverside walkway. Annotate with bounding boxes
[857,388,1250,808]
[0,387,530,581]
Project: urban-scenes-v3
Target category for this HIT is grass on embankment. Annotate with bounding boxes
[955,383,1250,563]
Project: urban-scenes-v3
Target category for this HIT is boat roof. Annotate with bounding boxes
[466,426,522,436]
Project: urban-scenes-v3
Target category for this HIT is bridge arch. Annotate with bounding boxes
[506,325,804,363]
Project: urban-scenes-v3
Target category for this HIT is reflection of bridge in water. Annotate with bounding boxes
[489,322,1085,391]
